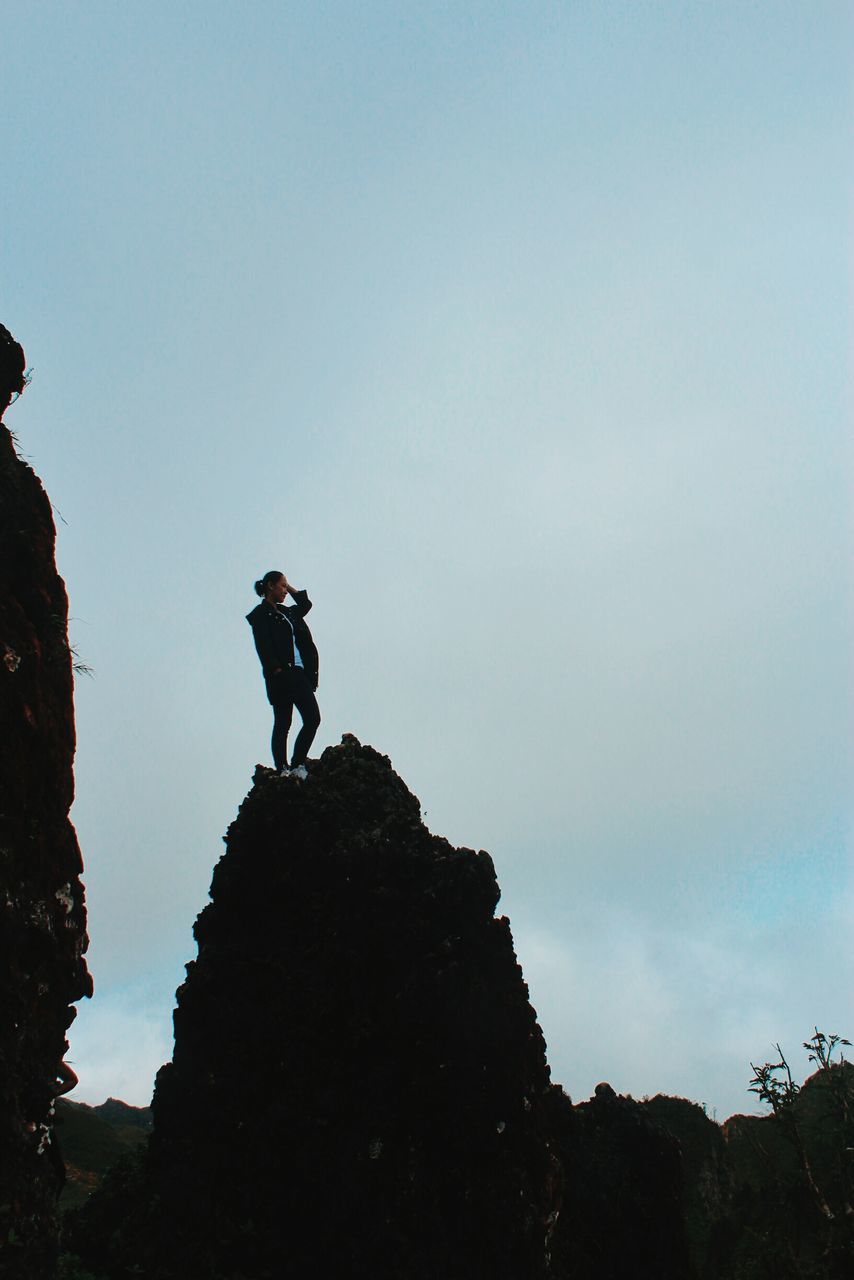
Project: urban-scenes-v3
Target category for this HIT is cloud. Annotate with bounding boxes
[67,981,175,1107]
[511,884,852,1120]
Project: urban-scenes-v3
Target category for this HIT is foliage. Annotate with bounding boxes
[742,1028,854,1278]
[748,1043,799,1118]
[804,1028,851,1072]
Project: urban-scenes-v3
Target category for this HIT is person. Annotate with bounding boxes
[246,570,320,779]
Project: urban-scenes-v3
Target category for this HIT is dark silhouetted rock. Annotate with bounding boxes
[69,739,696,1278]
[720,1062,854,1279]
[633,1066,854,1279]
[71,738,561,1278]
[641,1094,734,1278]
[545,1082,691,1279]
[0,323,92,1277]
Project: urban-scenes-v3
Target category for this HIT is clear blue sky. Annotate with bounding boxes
[3,0,851,1117]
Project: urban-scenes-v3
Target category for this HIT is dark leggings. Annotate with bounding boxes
[271,668,321,770]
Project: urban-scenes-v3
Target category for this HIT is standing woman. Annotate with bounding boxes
[246,570,320,779]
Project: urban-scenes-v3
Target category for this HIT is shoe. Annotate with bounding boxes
[290,764,308,781]
[279,766,292,778]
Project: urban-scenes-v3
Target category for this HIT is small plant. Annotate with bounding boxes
[749,1029,853,1237]
[46,613,94,676]
[802,1028,853,1145]
[804,1027,850,1075]
[749,1043,799,1118]
[70,646,94,678]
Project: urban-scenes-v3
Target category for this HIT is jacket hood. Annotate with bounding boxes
[246,602,271,625]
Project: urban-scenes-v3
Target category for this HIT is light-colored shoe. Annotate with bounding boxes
[279,766,292,778]
[290,764,308,781]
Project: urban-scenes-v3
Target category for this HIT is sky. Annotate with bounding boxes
[2,0,851,1120]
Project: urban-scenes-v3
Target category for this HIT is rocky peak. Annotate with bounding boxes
[69,735,694,1279]
[0,323,92,1277]
[76,736,560,1278]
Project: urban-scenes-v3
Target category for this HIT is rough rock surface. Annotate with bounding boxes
[642,1094,733,1278]
[73,737,559,1277]
[546,1082,691,1279]
[0,323,92,1276]
[69,736,694,1279]
[639,1071,854,1279]
[720,1063,854,1279]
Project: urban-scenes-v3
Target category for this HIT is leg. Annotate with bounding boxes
[271,699,294,772]
[289,671,321,768]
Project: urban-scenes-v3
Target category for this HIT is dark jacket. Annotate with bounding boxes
[246,590,319,698]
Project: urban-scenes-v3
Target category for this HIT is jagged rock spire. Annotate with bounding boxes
[0,323,92,1277]
[75,737,558,1279]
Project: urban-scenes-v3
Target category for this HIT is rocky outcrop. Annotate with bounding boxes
[73,738,559,1277]
[720,1063,854,1279]
[545,1083,691,1279]
[637,1071,854,1280]
[0,323,92,1277]
[642,1094,734,1278]
[69,736,689,1279]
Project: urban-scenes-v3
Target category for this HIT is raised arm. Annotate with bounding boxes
[286,585,312,617]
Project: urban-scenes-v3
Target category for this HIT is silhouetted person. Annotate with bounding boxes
[246,570,320,779]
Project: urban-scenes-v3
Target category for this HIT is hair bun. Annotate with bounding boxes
[254,579,266,597]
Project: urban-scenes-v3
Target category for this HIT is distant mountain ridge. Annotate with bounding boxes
[57,1098,152,1211]
[84,1097,153,1131]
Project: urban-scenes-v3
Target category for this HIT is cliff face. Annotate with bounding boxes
[547,1084,691,1278]
[70,735,689,1280]
[720,1064,854,1279]
[0,324,92,1277]
[77,737,559,1278]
